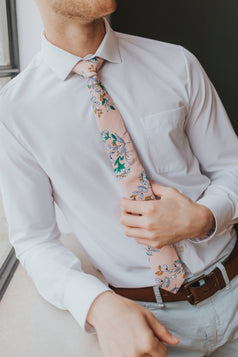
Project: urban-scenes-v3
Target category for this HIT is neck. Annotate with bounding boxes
[43,15,106,58]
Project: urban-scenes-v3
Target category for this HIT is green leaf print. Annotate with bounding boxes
[111,133,117,144]
[114,156,125,173]
[99,83,105,91]
[104,131,110,140]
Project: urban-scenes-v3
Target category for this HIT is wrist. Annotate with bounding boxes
[86,290,116,327]
[197,204,215,238]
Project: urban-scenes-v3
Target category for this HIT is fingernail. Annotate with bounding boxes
[171,335,179,343]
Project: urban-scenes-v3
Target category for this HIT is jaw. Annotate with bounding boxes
[50,0,118,22]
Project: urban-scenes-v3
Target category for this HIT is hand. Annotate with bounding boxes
[120,183,215,249]
[87,291,179,357]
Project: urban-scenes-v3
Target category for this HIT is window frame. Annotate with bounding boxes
[0,0,20,301]
[0,0,20,79]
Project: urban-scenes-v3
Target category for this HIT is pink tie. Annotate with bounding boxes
[73,57,186,293]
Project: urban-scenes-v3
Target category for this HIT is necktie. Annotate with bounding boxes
[73,57,186,293]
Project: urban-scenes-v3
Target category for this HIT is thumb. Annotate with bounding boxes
[147,313,179,345]
[151,182,167,197]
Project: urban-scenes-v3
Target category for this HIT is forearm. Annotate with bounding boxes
[187,202,215,240]
[16,234,112,333]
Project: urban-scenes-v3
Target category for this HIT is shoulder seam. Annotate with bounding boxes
[0,54,42,98]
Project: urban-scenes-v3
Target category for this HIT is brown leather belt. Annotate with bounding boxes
[109,238,238,305]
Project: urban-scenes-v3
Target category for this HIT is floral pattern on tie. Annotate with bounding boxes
[88,77,116,117]
[130,171,154,201]
[77,58,116,117]
[72,57,186,294]
[145,246,160,256]
[101,130,134,179]
[155,260,186,293]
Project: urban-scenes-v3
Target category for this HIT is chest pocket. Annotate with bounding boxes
[140,106,189,173]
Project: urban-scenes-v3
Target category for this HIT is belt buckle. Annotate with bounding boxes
[183,274,206,305]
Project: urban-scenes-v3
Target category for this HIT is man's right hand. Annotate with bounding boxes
[87,291,179,357]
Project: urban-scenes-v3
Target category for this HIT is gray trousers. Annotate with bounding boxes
[134,266,238,356]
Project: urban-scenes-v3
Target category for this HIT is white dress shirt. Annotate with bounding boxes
[0,17,238,333]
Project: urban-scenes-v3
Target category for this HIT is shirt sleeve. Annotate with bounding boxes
[180,46,238,243]
[0,120,112,333]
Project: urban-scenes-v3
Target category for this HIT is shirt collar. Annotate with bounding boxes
[41,16,122,81]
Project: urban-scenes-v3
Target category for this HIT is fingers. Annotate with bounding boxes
[124,227,150,239]
[120,197,156,215]
[124,229,164,249]
[134,237,163,248]
[135,329,167,357]
[151,183,179,198]
[146,311,179,346]
[150,339,167,357]
[150,182,166,196]
[140,340,167,357]
[120,211,145,228]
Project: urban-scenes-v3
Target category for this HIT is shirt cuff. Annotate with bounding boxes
[63,271,113,333]
[189,191,233,244]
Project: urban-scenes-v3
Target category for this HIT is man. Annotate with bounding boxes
[0,0,238,356]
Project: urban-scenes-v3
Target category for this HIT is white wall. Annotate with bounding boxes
[16,0,43,70]
[16,0,71,232]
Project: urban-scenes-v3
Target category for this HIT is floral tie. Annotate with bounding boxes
[73,57,186,293]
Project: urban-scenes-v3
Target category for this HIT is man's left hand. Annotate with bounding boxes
[120,182,215,248]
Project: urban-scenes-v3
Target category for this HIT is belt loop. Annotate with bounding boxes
[153,285,165,308]
[216,261,230,286]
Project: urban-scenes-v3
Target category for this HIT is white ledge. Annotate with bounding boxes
[0,233,104,357]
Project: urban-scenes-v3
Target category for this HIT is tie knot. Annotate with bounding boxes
[72,57,104,78]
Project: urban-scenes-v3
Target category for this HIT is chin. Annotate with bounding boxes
[51,0,117,21]
[96,0,118,18]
